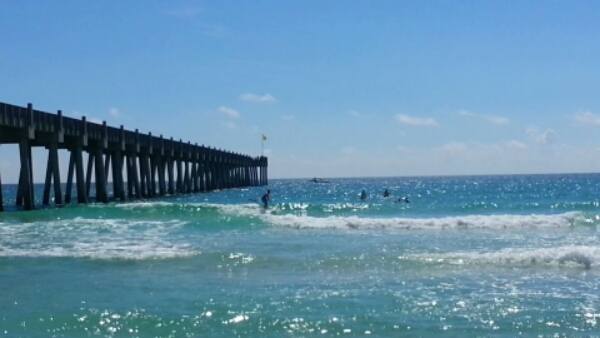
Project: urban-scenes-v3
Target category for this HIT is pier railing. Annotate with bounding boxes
[0,101,268,211]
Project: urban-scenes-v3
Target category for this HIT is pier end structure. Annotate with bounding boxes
[0,102,268,211]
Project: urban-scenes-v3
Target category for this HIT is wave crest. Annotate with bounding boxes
[264,212,581,230]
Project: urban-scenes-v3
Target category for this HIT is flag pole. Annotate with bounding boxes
[261,134,266,157]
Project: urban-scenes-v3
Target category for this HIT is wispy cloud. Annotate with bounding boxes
[164,7,203,18]
[348,110,360,117]
[219,106,240,119]
[527,127,557,146]
[240,93,276,103]
[164,8,231,38]
[458,109,509,125]
[575,111,600,125]
[109,108,121,118]
[395,114,438,126]
[341,147,357,155]
[281,115,295,121]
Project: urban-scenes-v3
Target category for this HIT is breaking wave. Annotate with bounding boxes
[262,212,584,230]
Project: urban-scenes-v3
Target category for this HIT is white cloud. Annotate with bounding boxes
[341,147,357,155]
[527,127,557,146]
[239,93,276,103]
[348,110,360,117]
[395,114,438,126]
[219,106,240,118]
[109,108,121,118]
[281,115,295,121]
[575,111,600,125]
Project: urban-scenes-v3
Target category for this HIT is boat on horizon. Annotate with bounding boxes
[310,177,330,183]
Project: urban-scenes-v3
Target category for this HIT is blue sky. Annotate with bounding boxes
[2,0,600,182]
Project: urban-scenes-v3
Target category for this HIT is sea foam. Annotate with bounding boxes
[403,244,600,269]
[0,217,196,259]
[262,212,581,230]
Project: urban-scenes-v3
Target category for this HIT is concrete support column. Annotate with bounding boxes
[176,158,183,193]
[127,153,141,199]
[126,154,134,198]
[112,150,125,201]
[157,156,166,196]
[16,138,34,210]
[42,140,62,205]
[85,152,94,200]
[183,158,190,193]
[94,148,108,203]
[167,156,174,195]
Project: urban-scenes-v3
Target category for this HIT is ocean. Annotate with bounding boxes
[1,174,600,337]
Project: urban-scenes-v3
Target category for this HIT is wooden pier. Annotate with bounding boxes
[0,102,268,211]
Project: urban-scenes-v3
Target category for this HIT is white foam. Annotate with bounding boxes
[215,203,268,217]
[262,212,580,230]
[113,201,175,209]
[0,201,275,260]
[404,245,600,269]
[225,315,249,324]
[0,217,196,259]
[99,201,270,220]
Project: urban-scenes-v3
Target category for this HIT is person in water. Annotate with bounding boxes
[360,189,367,200]
[261,189,271,208]
[394,196,409,203]
[383,189,390,198]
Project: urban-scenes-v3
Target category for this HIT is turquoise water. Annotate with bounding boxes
[1,174,600,337]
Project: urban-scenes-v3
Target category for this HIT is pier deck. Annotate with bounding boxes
[0,102,268,211]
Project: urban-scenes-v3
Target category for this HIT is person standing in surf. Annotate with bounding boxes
[261,189,271,208]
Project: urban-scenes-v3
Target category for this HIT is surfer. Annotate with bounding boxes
[396,197,409,203]
[360,189,367,200]
[383,189,390,198]
[261,189,271,208]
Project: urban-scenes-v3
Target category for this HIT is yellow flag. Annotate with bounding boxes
[262,134,267,141]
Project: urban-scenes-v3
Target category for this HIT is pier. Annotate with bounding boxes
[0,101,268,211]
